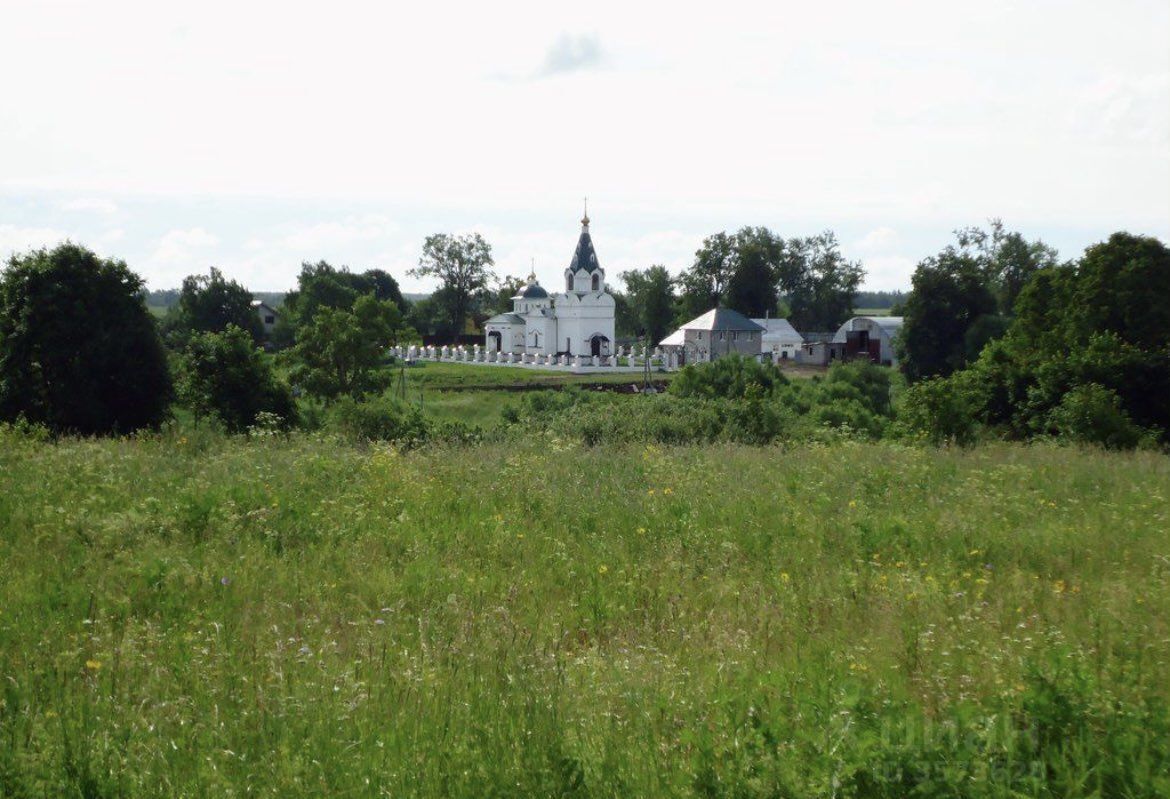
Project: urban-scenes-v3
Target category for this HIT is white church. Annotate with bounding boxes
[483,212,616,357]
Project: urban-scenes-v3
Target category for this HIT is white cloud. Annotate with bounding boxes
[0,224,71,258]
[538,33,603,77]
[1071,72,1170,145]
[148,228,220,284]
[60,197,119,215]
[281,214,401,253]
[860,255,917,291]
[855,227,900,254]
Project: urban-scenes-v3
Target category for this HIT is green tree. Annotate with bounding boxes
[409,233,495,337]
[899,250,998,381]
[489,275,526,315]
[678,232,737,317]
[955,220,1058,315]
[291,295,403,400]
[1070,232,1170,350]
[179,325,294,432]
[620,265,677,345]
[279,262,409,346]
[162,267,262,347]
[782,232,864,332]
[725,227,783,317]
[0,243,172,434]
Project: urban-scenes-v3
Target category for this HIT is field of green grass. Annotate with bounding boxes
[1,429,1168,796]
[399,360,670,390]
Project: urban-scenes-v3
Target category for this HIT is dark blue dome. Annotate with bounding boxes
[520,283,548,299]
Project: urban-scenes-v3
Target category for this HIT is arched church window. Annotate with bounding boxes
[591,274,600,291]
[566,274,573,291]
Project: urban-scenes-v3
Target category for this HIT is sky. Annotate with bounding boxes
[1,0,1167,293]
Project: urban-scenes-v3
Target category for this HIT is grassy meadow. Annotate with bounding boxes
[1,427,1168,797]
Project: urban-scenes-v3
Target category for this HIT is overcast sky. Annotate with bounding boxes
[2,0,1167,293]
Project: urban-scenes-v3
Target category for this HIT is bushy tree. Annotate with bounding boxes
[677,228,860,330]
[678,232,738,317]
[409,233,495,337]
[620,265,677,345]
[955,220,1058,314]
[162,267,262,347]
[1046,383,1145,449]
[178,325,294,432]
[899,233,1170,447]
[900,222,1057,382]
[291,295,403,400]
[0,243,172,434]
[279,262,409,345]
[1069,232,1170,350]
[899,250,999,381]
[782,232,864,332]
[725,227,783,318]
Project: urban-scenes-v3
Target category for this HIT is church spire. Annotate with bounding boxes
[581,197,590,228]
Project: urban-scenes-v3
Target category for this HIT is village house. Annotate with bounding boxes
[659,308,765,363]
[251,300,279,337]
[753,317,804,361]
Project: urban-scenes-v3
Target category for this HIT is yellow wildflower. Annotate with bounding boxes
[85,659,101,671]
[598,564,608,575]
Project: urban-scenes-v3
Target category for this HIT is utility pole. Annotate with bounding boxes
[642,331,652,392]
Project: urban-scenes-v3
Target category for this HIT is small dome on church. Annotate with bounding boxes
[519,282,548,299]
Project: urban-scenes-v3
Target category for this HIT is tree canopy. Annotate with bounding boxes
[675,228,860,330]
[620,265,677,345]
[409,233,495,338]
[162,267,262,347]
[0,243,171,434]
[278,262,409,347]
[179,325,295,432]
[899,222,1057,381]
[291,295,405,400]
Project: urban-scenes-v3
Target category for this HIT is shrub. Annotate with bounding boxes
[823,361,895,417]
[1045,383,1145,449]
[179,325,295,433]
[897,374,982,446]
[669,354,786,399]
[326,395,431,446]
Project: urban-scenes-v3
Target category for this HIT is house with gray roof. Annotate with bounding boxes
[752,317,804,361]
[659,308,765,363]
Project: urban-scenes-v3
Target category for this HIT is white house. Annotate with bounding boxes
[659,308,765,363]
[251,300,279,337]
[752,317,804,361]
[483,213,616,357]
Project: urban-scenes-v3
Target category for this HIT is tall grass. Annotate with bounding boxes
[1,427,1167,796]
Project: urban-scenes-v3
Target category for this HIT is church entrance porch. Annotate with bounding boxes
[589,334,611,357]
[488,331,502,352]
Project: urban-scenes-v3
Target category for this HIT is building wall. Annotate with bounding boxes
[553,293,615,355]
[484,322,524,353]
[683,329,762,362]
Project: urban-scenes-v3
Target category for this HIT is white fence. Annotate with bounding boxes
[390,344,679,372]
